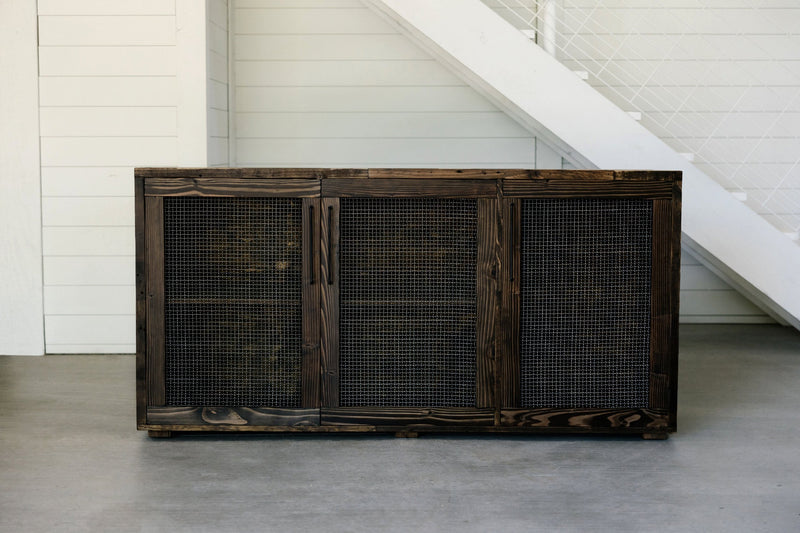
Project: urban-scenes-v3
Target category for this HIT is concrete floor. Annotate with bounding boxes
[1,324,800,533]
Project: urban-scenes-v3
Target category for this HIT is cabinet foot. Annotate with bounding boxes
[642,432,668,440]
[394,431,419,438]
[148,430,173,438]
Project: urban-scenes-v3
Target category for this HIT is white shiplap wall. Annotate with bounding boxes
[208,0,229,166]
[231,0,559,168]
[38,0,179,353]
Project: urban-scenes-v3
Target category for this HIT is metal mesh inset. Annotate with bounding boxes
[520,198,652,408]
[339,198,478,407]
[164,197,303,407]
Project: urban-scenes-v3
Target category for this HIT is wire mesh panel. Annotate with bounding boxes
[520,198,652,408]
[339,198,478,407]
[163,197,303,407]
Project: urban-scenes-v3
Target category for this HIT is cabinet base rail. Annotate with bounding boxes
[142,406,672,437]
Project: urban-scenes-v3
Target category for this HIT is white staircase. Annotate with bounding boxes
[365,0,800,330]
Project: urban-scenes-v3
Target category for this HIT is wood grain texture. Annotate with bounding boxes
[144,196,165,406]
[650,199,672,411]
[613,170,681,182]
[322,178,496,197]
[498,198,521,408]
[500,408,670,430]
[141,424,377,433]
[135,167,367,179]
[321,407,495,427]
[144,177,320,197]
[369,169,676,181]
[320,198,340,407]
[147,407,320,426]
[476,199,498,409]
[302,199,321,408]
[135,177,146,426]
[502,179,673,198]
[367,168,528,180]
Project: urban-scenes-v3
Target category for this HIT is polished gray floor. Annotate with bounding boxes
[1,324,800,532]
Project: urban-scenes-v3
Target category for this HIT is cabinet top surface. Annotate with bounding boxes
[135,168,681,182]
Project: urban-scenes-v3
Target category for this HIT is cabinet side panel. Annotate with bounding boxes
[135,177,147,425]
[650,199,672,411]
[670,183,682,426]
[145,196,165,406]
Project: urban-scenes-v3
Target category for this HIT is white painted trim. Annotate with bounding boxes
[176,0,210,166]
[228,0,237,166]
[366,0,800,331]
[0,2,45,354]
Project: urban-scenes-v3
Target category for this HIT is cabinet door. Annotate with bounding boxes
[499,176,680,432]
[139,177,320,427]
[319,179,496,427]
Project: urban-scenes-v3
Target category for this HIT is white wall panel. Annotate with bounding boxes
[39,46,176,76]
[236,138,536,166]
[41,167,134,197]
[38,0,175,16]
[680,291,772,321]
[40,77,178,107]
[43,227,134,257]
[678,247,772,323]
[235,8,396,34]
[41,137,177,167]
[680,265,732,291]
[38,16,176,46]
[45,315,135,348]
[236,87,498,113]
[40,108,177,137]
[46,344,136,354]
[238,1,362,8]
[236,112,530,138]
[209,137,230,166]
[209,80,229,110]
[236,35,430,61]
[208,109,229,136]
[236,59,463,87]
[535,139,563,169]
[42,197,134,227]
[44,257,135,286]
[208,50,228,83]
[45,286,135,316]
[208,0,229,166]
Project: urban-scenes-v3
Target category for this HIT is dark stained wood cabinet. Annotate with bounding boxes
[136,168,681,438]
